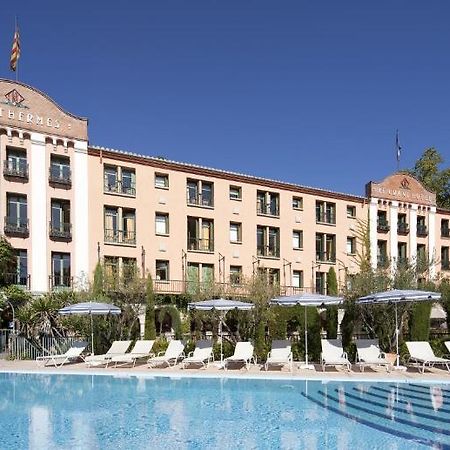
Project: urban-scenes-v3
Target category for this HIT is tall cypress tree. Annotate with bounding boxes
[144,275,156,340]
[326,267,338,339]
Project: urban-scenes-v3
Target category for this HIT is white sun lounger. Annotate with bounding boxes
[224,342,256,370]
[265,340,293,372]
[147,340,185,368]
[182,340,213,369]
[84,340,132,367]
[36,341,86,367]
[406,341,450,373]
[445,341,450,355]
[356,339,392,372]
[110,340,155,368]
[321,339,351,372]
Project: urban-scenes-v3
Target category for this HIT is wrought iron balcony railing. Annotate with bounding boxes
[104,181,136,197]
[187,193,214,208]
[49,168,72,187]
[416,224,428,237]
[442,228,450,238]
[377,219,390,232]
[3,160,28,180]
[49,222,72,241]
[257,202,279,217]
[4,216,29,237]
[104,229,136,246]
[0,273,30,288]
[442,261,450,271]
[377,255,389,268]
[316,251,336,263]
[316,212,336,225]
[397,222,409,235]
[49,275,73,290]
[188,237,214,252]
[257,244,280,258]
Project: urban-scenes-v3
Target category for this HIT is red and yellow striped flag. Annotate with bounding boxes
[10,27,20,72]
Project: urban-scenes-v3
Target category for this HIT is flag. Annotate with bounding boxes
[395,129,401,163]
[10,27,20,72]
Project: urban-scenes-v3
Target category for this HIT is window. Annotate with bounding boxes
[155,213,169,235]
[187,217,214,252]
[103,165,135,196]
[347,205,356,218]
[442,247,450,270]
[257,191,279,216]
[186,263,215,291]
[229,185,242,201]
[5,194,28,236]
[316,233,336,262]
[187,179,214,207]
[377,210,389,232]
[316,201,336,224]
[4,249,28,286]
[104,207,136,245]
[442,219,450,238]
[292,230,303,250]
[377,240,388,268]
[258,267,280,285]
[104,256,119,279]
[229,266,243,284]
[122,258,137,283]
[292,196,303,210]
[50,199,71,240]
[397,242,408,265]
[156,260,169,280]
[346,237,356,255]
[292,270,304,289]
[4,147,28,179]
[51,252,71,288]
[397,213,409,234]
[315,272,326,294]
[257,226,280,258]
[49,155,71,186]
[229,222,242,243]
[155,173,169,189]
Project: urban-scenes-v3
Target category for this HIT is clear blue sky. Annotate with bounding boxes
[1,1,449,196]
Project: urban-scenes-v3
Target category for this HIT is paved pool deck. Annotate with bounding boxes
[1,359,449,383]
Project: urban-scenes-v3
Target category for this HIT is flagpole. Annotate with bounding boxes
[15,17,19,82]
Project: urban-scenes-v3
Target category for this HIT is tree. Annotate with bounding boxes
[92,262,104,298]
[326,267,338,339]
[410,148,450,208]
[144,275,156,340]
[0,236,16,286]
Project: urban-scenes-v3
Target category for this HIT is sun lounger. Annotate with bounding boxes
[445,341,450,355]
[224,342,256,370]
[36,341,86,367]
[321,339,351,372]
[147,340,185,368]
[356,339,392,372]
[84,340,132,367]
[265,340,293,372]
[406,341,450,373]
[110,340,155,367]
[182,340,213,369]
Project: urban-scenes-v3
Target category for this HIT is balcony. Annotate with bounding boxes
[49,222,72,241]
[397,222,410,235]
[3,160,28,181]
[104,229,136,246]
[377,219,390,233]
[188,237,214,253]
[416,225,428,237]
[0,273,30,289]
[316,251,336,263]
[257,202,279,217]
[442,228,450,238]
[49,275,73,290]
[4,217,29,237]
[442,261,450,271]
[104,181,136,197]
[397,257,409,267]
[316,212,336,225]
[377,255,389,268]
[49,168,72,188]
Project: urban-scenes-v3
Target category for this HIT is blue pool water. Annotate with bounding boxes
[1,373,449,449]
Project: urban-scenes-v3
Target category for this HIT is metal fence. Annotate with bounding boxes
[0,331,81,360]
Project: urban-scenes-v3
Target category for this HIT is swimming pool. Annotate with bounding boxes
[1,372,449,449]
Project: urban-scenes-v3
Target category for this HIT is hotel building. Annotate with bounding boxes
[0,79,449,296]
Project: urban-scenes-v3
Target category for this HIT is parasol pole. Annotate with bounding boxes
[395,304,399,368]
[90,312,94,355]
[304,305,308,365]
